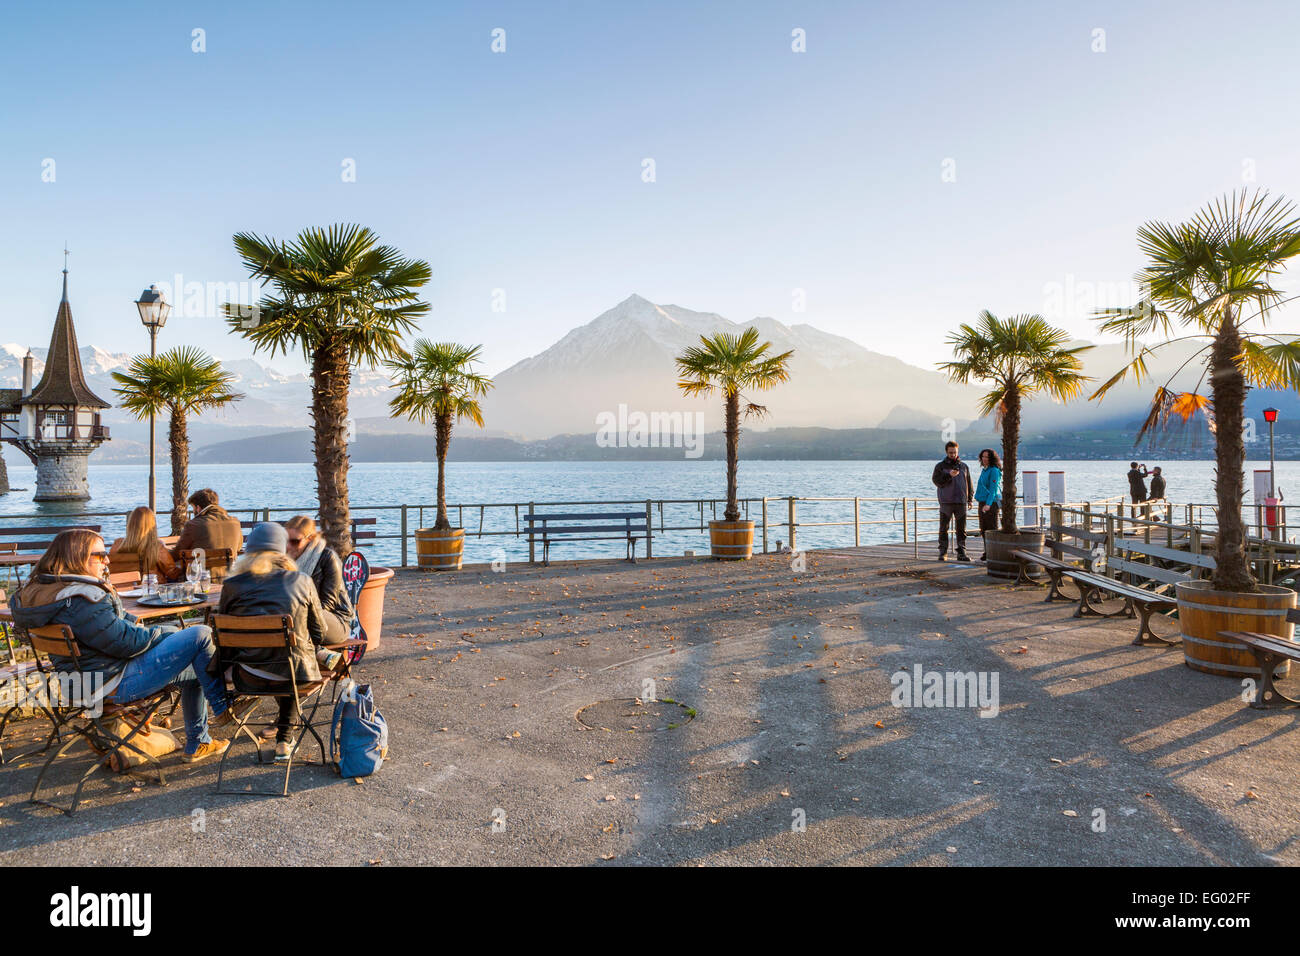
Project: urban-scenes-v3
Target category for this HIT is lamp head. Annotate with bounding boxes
[136,284,170,331]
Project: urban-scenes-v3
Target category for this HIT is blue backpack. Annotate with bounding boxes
[329,680,388,778]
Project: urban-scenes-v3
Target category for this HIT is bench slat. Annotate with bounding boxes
[1064,570,1176,605]
[526,513,644,523]
[1219,630,1300,659]
[1050,525,1108,544]
[1119,538,1216,569]
[1108,558,1191,587]
[537,526,647,536]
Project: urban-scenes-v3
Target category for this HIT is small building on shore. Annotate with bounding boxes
[0,268,110,500]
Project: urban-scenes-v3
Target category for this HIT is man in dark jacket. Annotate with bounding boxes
[174,488,243,580]
[1127,462,1149,502]
[932,441,974,561]
[1148,466,1166,500]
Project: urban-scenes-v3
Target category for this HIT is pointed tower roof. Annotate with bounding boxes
[21,267,110,408]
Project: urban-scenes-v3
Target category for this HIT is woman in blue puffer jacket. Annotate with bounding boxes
[975,448,1003,561]
[10,528,238,763]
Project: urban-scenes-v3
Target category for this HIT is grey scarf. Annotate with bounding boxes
[295,537,326,579]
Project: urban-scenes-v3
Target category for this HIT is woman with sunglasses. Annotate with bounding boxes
[10,528,241,763]
[282,516,352,644]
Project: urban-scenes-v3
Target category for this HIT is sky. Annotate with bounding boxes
[3,0,1300,377]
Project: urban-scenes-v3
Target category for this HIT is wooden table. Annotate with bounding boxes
[0,554,39,588]
[0,593,217,624]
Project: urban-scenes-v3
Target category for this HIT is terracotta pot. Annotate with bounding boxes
[709,520,754,560]
[984,530,1044,581]
[415,527,465,570]
[1176,580,1296,678]
[355,566,394,651]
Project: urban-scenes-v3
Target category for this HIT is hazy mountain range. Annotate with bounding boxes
[6,293,1300,463]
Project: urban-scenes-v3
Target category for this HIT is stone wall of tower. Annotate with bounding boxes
[33,445,94,501]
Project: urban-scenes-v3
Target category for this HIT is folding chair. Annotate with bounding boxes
[210,613,333,797]
[25,624,174,815]
[107,550,146,580]
[179,548,233,582]
[109,569,142,591]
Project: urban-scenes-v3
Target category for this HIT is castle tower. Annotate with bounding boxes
[0,267,110,501]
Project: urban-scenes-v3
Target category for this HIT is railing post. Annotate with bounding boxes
[527,502,535,564]
[1083,501,1091,532]
[913,499,919,560]
[901,497,907,544]
[788,496,797,552]
[761,497,769,553]
[854,497,861,547]
[1105,513,1116,568]
[1143,504,1151,545]
[645,499,653,559]
[400,505,408,568]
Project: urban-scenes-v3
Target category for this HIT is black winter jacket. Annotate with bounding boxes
[215,568,326,687]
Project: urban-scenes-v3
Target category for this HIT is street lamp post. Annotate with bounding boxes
[135,285,171,513]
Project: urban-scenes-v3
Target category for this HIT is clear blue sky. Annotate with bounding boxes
[3,0,1299,375]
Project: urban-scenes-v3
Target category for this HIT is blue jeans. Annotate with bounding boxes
[113,625,230,755]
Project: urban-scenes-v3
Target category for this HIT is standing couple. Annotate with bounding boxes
[931,441,1002,562]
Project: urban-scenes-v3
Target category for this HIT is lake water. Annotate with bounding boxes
[1,458,1292,566]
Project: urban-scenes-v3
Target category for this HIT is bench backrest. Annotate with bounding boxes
[0,525,103,554]
[525,513,648,536]
[1118,537,1216,570]
[1048,524,1106,562]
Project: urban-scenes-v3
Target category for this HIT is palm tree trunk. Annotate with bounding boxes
[168,405,188,535]
[312,339,353,555]
[0,448,9,496]
[1000,386,1020,534]
[724,391,740,522]
[1209,316,1256,591]
[435,410,452,531]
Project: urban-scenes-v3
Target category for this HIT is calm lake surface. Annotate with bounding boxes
[2,458,1293,566]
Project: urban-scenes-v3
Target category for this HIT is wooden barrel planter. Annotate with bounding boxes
[984,530,1044,581]
[415,528,465,571]
[355,566,393,651]
[1176,580,1296,678]
[709,520,754,560]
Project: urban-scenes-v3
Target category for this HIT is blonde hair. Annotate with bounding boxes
[229,550,298,577]
[122,506,163,572]
[283,515,317,539]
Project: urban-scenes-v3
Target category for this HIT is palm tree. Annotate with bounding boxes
[940,312,1091,534]
[676,328,793,521]
[223,224,431,554]
[112,347,243,534]
[1092,190,1300,591]
[385,340,493,531]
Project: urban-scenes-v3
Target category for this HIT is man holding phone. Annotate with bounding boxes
[932,441,974,562]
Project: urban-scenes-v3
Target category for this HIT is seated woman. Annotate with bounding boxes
[217,522,346,761]
[110,506,181,582]
[10,529,235,763]
[283,516,353,644]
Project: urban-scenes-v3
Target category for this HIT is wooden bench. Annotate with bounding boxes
[1219,608,1300,709]
[1074,537,1217,645]
[525,512,649,566]
[1014,522,1108,601]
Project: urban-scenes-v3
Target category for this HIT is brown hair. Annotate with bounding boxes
[189,488,219,510]
[283,515,317,539]
[121,506,163,571]
[32,529,104,579]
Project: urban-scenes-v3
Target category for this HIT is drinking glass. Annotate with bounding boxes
[142,573,158,596]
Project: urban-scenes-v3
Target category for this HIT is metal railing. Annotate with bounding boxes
[0,493,1292,568]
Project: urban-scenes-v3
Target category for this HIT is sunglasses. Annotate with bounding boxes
[287,536,304,546]
[91,551,108,560]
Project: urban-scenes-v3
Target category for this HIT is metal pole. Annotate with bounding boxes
[788,496,797,552]
[645,499,652,559]
[853,496,860,547]
[1270,419,1277,497]
[147,325,157,514]
[400,505,408,567]
[761,497,768,553]
[527,502,535,564]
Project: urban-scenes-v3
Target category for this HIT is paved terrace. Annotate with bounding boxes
[0,543,1297,866]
